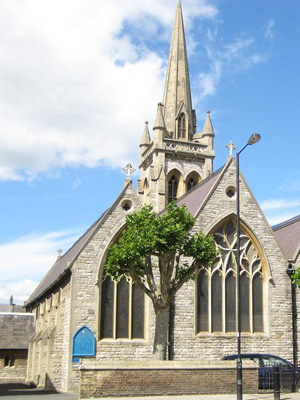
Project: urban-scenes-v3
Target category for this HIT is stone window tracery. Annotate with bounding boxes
[100,276,145,340]
[168,175,178,204]
[187,177,196,191]
[197,219,264,334]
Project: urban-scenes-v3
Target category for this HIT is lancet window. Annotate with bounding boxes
[100,276,145,340]
[168,175,178,203]
[187,177,196,191]
[178,113,186,139]
[197,219,264,334]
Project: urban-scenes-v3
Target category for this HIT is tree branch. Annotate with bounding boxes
[129,269,155,301]
[169,260,197,297]
[145,255,157,293]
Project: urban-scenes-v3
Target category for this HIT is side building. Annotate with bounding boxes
[0,297,34,383]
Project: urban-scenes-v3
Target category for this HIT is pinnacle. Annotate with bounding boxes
[153,103,166,130]
[202,110,214,136]
[140,121,151,146]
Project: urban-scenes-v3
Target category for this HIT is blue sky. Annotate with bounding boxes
[0,0,299,304]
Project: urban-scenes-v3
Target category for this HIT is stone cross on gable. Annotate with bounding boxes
[123,163,135,179]
[57,249,63,258]
[226,141,236,157]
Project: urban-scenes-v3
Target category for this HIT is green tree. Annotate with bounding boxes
[292,266,300,287]
[105,202,217,360]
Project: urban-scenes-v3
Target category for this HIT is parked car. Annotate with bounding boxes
[222,353,300,390]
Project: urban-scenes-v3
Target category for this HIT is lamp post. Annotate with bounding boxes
[236,133,261,400]
[286,264,297,392]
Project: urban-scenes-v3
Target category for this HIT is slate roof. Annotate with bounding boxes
[0,313,35,349]
[272,215,300,261]
[177,165,224,216]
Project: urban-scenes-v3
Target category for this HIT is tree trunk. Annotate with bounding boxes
[153,306,170,360]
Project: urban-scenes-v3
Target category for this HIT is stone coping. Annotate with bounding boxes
[80,360,257,370]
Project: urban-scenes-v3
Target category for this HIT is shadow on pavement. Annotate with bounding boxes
[0,383,79,399]
[0,382,57,396]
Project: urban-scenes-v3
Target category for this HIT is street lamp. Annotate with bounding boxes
[236,133,261,400]
[286,264,297,392]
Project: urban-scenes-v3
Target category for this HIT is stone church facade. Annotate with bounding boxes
[24,2,299,396]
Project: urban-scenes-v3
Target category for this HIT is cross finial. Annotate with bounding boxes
[57,249,63,258]
[123,163,135,179]
[226,141,236,156]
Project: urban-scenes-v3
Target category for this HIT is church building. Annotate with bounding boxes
[24,2,299,396]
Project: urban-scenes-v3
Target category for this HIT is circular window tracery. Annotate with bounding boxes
[225,186,236,199]
[121,200,132,212]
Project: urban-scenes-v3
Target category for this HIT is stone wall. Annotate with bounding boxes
[79,361,258,398]
[180,160,293,362]
[0,350,28,382]
[26,282,71,390]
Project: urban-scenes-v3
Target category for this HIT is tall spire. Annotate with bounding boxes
[162,0,195,140]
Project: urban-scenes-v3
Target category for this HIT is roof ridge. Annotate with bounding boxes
[272,214,300,231]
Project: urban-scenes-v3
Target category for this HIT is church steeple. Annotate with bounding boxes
[138,1,215,212]
[162,0,196,140]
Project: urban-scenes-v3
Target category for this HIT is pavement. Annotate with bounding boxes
[0,382,77,400]
[1,384,300,400]
[81,394,300,400]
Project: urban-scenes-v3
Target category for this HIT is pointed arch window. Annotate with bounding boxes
[100,276,145,340]
[168,175,178,204]
[178,113,186,139]
[196,219,265,334]
[186,173,200,193]
[187,177,196,191]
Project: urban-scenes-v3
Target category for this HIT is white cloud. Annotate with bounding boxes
[0,228,84,303]
[199,31,269,99]
[266,213,298,227]
[0,280,38,306]
[260,198,300,211]
[264,18,275,42]
[260,198,300,227]
[279,174,300,192]
[72,176,82,190]
[0,0,217,182]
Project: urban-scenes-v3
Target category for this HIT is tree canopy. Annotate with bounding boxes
[105,203,217,308]
[104,202,217,359]
[292,266,300,287]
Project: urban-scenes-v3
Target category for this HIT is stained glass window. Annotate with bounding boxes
[168,175,178,203]
[100,276,145,340]
[197,219,265,334]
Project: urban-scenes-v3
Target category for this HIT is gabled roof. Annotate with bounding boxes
[176,164,226,216]
[0,313,34,349]
[272,215,300,261]
[25,182,140,307]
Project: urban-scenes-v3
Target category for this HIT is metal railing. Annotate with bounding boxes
[258,362,297,392]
